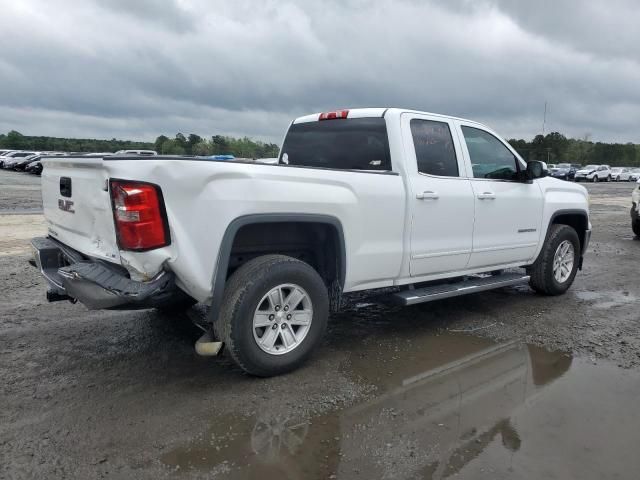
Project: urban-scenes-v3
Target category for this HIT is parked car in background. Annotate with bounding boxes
[115,149,157,156]
[0,150,16,167]
[18,152,66,171]
[11,153,39,170]
[255,157,279,164]
[25,160,43,175]
[627,168,640,181]
[204,154,236,161]
[610,167,632,181]
[574,164,611,182]
[81,152,116,157]
[549,163,577,181]
[1,151,38,168]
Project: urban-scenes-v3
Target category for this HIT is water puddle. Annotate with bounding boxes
[161,334,640,479]
[574,290,636,309]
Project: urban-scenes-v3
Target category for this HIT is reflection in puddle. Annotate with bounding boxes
[161,334,639,479]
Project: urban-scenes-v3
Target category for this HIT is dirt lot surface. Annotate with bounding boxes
[1,170,640,479]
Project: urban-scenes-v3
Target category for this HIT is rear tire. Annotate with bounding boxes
[633,218,640,237]
[527,224,580,296]
[215,255,329,377]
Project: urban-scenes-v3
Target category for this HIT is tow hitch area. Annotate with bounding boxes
[30,236,180,310]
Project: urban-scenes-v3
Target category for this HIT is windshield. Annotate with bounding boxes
[279,117,391,171]
[583,165,598,170]
[557,163,571,168]
[611,167,622,172]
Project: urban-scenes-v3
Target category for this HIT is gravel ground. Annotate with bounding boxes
[1,170,639,479]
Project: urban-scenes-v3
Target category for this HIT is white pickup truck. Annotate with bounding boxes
[31,108,591,376]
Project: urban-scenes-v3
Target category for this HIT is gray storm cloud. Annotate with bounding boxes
[1,0,638,143]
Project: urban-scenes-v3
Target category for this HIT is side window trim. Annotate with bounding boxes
[454,121,526,182]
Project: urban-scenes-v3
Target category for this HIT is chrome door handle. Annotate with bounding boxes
[477,191,496,200]
[416,191,439,200]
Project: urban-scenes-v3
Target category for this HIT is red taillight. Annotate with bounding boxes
[319,109,349,121]
[109,180,170,251]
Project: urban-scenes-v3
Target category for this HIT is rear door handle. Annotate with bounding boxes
[477,191,496,200]
[416,191,439,200]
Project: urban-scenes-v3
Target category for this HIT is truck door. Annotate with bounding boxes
[401,113,475,276]
[455,122,543,268]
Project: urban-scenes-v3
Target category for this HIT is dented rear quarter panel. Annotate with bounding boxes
[99,158,406,302]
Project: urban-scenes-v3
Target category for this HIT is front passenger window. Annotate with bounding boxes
[462,126,520,180]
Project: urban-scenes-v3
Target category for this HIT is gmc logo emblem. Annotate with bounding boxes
[58,199,75,213]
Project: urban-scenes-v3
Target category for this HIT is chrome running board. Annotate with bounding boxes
[391,273,530,306]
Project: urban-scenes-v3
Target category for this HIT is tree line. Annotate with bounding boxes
[153,133,279,158]
[508,132,640,167]
[0,130,154,153]
[0,130,280,158]
[3,128,638,166]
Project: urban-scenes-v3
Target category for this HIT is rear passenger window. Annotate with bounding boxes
[279,118,391,171]
[410,119,459,177]
[462,126,519,180]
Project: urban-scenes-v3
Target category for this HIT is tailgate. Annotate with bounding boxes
[41,157,120,262]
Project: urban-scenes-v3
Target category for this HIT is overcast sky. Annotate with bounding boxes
[1,0,639,144]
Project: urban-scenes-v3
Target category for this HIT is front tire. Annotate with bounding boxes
[215,255,329,377]
[633,217,640,237]
[527,224,580,295]
[592,175,598,183]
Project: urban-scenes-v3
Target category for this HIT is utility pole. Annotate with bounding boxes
[542,101,548,136]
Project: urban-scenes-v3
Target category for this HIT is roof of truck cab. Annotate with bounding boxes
[292,108,486,127]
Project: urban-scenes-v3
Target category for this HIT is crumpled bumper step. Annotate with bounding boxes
[31,236,179,310]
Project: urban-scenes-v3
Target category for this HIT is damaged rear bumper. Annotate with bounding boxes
[30,236,181,310]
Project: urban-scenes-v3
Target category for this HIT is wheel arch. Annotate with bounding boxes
[541,209,590,269]
[207,214,346,325]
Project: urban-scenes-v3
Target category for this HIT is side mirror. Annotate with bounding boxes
[526,161,547,180]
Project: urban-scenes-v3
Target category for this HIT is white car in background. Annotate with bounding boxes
[574,164,611,182]
[627,168,640,181]
[255,157,279,164]
[610,167,630,181]
[0,150,38,168]
[115,149,158,156]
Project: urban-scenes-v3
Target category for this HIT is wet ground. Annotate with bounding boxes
[1,170,640,479]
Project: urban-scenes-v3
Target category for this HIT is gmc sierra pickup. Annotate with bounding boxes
[31,108,591,376]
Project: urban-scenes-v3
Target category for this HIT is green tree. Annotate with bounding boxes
[154,135,169,154]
